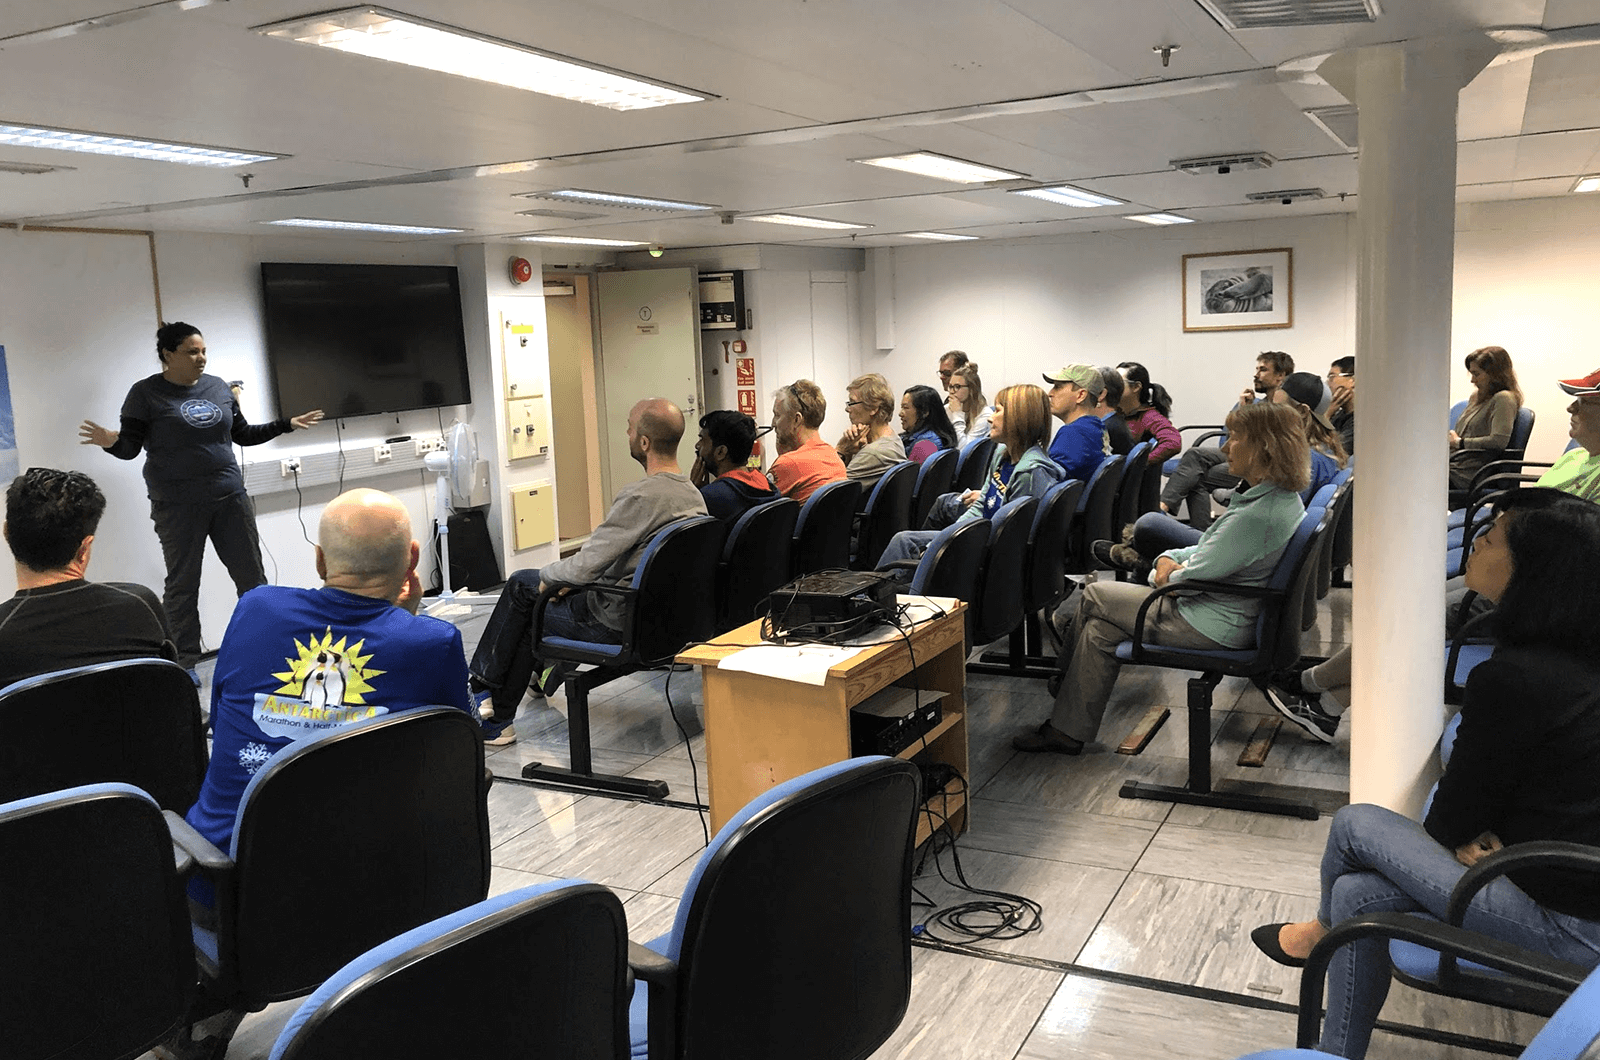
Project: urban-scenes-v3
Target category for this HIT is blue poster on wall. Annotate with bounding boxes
[0,347,17,483]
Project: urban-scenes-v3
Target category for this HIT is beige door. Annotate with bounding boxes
[544,275,605,542]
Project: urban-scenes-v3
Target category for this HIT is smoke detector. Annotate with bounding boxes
[1172,152,1276,175]
[1246,188,1327,205]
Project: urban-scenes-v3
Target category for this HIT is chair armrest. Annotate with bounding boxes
[163,809,233,875]
[531,581,638,646]
[628,941,678,1060]
[881,559,920,572]
[1446,842,1600,925]
[1295,911,1588,1048]
[1126,578,1277,662]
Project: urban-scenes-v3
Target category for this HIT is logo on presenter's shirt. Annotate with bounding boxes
[180,398,224,429]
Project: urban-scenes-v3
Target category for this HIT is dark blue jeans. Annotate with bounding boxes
[469,569,618,722]
[150,489,266,668]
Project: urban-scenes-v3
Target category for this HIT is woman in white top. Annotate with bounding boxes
[947,362,994,447]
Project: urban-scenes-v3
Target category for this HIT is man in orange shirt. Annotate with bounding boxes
[767,379,847,504]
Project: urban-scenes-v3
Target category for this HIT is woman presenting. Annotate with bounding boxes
[79,321,324,676]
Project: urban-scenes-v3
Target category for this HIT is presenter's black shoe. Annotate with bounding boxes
[1011,722,1083,755]
[1250,923,1307,968]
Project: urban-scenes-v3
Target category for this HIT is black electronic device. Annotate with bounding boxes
[850,687,946,757]
[763,570,898,637]
[260,262,472,420]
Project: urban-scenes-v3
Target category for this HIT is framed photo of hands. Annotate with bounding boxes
[1182,248,1293,332]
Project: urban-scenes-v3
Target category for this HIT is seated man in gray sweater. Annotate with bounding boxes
[469,398,707,744]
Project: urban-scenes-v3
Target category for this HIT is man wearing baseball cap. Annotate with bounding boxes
[1044,364,1108,484]
[1545,369,1600,502]
[1279,371,1348,500]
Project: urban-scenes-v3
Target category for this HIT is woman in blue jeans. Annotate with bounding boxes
[1251,488,1600,1058]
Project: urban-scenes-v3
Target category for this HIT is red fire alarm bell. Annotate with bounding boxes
[508,257,533,285]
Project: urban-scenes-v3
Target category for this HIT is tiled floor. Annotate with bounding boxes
[176,585,1544,1060]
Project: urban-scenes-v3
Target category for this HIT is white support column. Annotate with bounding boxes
[1318,36,1498,814]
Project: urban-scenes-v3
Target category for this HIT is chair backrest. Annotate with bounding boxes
[1138,445,1164,515]
[1023,479,1084,611]
[909,447,958,530]
[1256,506,1333,672]
[629,515,727,664]
[1449,398,1468,433]
[1317,474,1356,599]
[269,881,628,1060]
[853,462,918,570]
[224,708,490,1003]
[908,518,989,602]
[970,497,1038,645]
[0,783,194,1060]
[718,499,799,630]
[791,478,862,575]
[662,757,920,1060]
[1110,441,1152,542]
[0,658,206,812]
[1066,455,1125,573]
[954,436,996,492]
[1520,961,1600,1060]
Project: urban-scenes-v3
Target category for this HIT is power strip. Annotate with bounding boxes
[241,435,446,497]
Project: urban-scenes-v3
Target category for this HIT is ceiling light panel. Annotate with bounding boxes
[1193,0,1380,30]
[255,7,707,111]
[518,235,646,246]
[903,232,980,241]
[1011,185,1125,208]
[0,122,277,167]
[854,152,1026,184]
[266,218,463,234]
[1573,175,1600,194]
[1125,213,1195,225]
[742,214,871,230]
[522,189,717,212]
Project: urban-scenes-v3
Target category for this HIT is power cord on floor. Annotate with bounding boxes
[912,774,1043,944]
[662,662,708,846]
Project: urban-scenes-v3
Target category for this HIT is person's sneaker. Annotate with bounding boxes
[484,725,518,747]
[1263,680,1339,743]
[472,687,495,720]
[536,663,567,697]
[1091,539,1121,569]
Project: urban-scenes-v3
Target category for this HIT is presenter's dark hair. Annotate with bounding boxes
[901,385,957,450]
[5,468,107,572]
[700,410,759,466]
[1117,361,1173,418]
[156,321,201,363]
[1490,488,1600,656]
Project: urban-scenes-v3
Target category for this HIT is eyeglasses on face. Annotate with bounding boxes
[845,400,865,408]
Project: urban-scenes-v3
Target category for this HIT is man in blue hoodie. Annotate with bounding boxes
[691,410,780,526]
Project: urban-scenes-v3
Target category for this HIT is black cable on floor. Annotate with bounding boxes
[662,662,709,846]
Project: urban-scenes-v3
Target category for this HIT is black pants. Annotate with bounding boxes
[151,490,266,668]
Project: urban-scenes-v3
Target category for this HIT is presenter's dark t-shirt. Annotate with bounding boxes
[120,373,249,502]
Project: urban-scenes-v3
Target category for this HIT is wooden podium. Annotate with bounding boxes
[677,605,969,842]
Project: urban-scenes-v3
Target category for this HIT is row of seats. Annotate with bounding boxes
[1,750,920,1060]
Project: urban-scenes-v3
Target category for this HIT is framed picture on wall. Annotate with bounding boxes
[1182,247,1293,332]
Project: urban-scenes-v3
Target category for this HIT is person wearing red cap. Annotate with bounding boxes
[1542,369,1600,502]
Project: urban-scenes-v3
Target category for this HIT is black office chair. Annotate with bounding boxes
[966,496,1037,653]
[1161,424,1225,476]
[970,479,1084,678]
[0,658,206,812]
[1116,505,1334,819]
[267,880,628,1060]
[909,447,958,530]
[165,708,491,1058]
[791,479,862,576]
[628,756,920,1060]
[851,462,917,570]
[1108,440,1152,545]
[717,498,799,631]
[954,436,996,492]
[903,518,989,601]
[1448,406,1536,509]
[1,783,195,1060]
[1138,444,1165,516]
[1313,473,1353,601]
[1064,455,1124,575]
[522,515,725,800]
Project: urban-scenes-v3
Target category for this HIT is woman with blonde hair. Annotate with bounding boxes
[1450,345,1524,491]
[835,373,905,491]
[1017,401,1309,755]
[946,362,994,446]
[875,383,1066,569]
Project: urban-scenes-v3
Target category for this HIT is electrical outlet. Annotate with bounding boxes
[280,457,302,477]
[373,443,393,463]
[416,437,444,455]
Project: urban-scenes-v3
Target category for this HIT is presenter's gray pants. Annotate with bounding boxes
[151,490,267,668]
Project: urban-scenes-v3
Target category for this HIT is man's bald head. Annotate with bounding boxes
[631,398,685,451]
[318,489,414,583]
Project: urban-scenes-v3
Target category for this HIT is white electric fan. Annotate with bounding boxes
[424,421,488,615]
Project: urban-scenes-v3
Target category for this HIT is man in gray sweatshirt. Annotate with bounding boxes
[470,398,707,743]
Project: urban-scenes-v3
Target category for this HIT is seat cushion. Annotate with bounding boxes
[541,637,626,662]
[1113,640,1256,667]
[1390,917,1525,985]
[628,933,671,1060]
[1451,644,1491,688]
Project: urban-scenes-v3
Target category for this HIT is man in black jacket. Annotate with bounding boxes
[691,409,780,526]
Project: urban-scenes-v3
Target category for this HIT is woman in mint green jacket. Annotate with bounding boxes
[1015,402,1309,756]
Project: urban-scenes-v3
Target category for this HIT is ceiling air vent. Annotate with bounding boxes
[1172,152,1275,175]
[1247,188,1326,205]
[1305,105,1359,150]
[1193,0,1380,30]
[516,208,607,221]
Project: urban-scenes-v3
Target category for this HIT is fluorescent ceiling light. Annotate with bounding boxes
[742,213,871,231]
[1011,185,1124,208]
[256,7,706,111]
[531,189,717,211]
[0,121,276,167]
[903,232,979,241]
[1573,175,1600,194]
[265,218,463,234]
[855,152,1026,184]
[517,235,646,247]
[1125,213,1195,226]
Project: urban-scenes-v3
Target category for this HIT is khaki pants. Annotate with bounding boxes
[1050,580,1226,744]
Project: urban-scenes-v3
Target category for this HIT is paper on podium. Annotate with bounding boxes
[716,644,870,686]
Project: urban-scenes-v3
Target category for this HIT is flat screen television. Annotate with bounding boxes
[260,262,472,420]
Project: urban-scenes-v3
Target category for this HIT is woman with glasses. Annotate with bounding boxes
[78,321,323,679]
[946,362,994,447]
[836,374,905,491]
